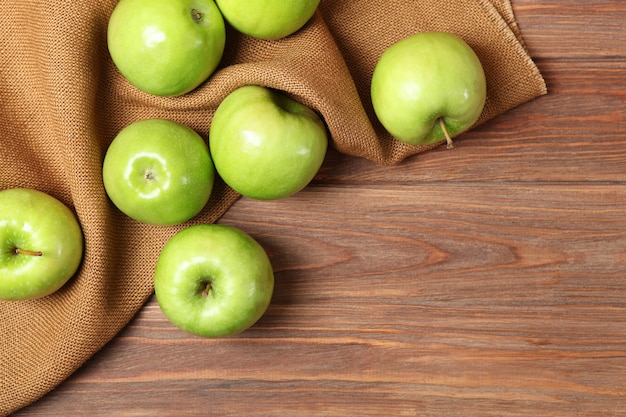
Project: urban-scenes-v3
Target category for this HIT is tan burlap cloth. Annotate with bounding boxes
[0,0,546,414]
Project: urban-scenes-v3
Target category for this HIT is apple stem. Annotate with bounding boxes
[201,282,212,298]
[15,248,43,257]
[438,118,455,149]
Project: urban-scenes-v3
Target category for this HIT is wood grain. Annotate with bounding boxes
[13,1,626,416]
[513,0,626,60]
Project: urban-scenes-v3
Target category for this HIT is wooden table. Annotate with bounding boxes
[13,1,626,416]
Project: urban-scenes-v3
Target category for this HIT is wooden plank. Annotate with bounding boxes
[513,1,626,59]
[15,184,626,416]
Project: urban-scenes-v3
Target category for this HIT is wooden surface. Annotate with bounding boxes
[13,1,626,416]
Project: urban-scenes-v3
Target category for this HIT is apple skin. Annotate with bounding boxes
[0,188,84,301]
[209,85,328,200]
[154,224,274,338]
[107,0,226,96]
[102,118,215,226]
[215,0,320,40]
[370,31,487,146]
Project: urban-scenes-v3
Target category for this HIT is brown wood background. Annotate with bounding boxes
[13,1,626,416]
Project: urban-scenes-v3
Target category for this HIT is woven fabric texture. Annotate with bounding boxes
[0,0,546,414]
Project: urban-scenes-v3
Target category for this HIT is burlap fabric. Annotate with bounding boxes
[0,0,546,414]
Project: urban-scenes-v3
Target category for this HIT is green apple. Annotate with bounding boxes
[209,85,327,200]
[102,118,215,226]
[0,188,84,301]
[154,224,274,338]
[215,0,319,40]
[370,31,487,148]
[107,0,226,96]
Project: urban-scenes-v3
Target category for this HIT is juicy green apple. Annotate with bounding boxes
[102,118,215,226]
[209,85,328,200]
[370,31,487,148]
[215,0,320,40]
[154,224,274,338]
[0,188,84,301]
[107,0,226,96]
